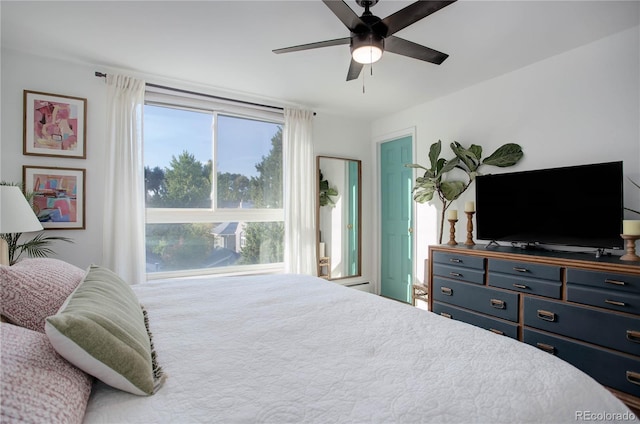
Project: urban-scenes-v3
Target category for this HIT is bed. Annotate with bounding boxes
[0,259,634,423]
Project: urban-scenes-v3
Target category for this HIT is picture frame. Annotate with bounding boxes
[23,166,86,230]
[23,90,87,158]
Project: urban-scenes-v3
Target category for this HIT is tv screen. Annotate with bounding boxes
[475,161,623,250]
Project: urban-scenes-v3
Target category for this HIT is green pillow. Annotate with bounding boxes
[45,265,165,396]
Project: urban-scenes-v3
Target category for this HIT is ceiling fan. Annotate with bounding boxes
[273,0,457,81]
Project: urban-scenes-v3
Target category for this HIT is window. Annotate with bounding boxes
[143,92,284,278]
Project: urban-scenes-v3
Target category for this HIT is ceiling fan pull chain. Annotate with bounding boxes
[362,66,366,94]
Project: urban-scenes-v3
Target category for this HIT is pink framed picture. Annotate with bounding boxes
[23,166,86,230]
[23,90,87,158]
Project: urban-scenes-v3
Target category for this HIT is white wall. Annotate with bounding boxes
[313,113,372,286]
[371,26,640,284]
[1,48,373,287]
[1,49,108,268]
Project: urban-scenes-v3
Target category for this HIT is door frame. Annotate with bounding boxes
[372,127,417,297]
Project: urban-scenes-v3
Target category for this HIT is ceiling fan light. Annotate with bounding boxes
[352,45,383,64]
[351,32,384,64]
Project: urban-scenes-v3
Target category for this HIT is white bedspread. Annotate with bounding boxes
[83,274,631,423]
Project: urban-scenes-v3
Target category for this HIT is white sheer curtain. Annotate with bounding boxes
[103,74,146,284]
[283,109,317,275]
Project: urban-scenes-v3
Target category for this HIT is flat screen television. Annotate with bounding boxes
[475,161,624,250]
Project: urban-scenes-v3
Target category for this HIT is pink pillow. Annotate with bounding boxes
[1,258,85,332]
[0,323,93,424]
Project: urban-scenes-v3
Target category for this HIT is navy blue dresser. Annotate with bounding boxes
[428,244,640,411]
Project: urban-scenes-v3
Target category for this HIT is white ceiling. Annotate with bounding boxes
[2,1,639,120]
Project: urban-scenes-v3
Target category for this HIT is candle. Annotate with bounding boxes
[319,242,326,257]
[465,201,475,213]
[447,209,458,220]
[623,220,640,236]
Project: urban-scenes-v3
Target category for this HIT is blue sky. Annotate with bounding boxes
[144,105,279,177]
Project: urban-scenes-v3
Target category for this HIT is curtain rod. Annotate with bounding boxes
[94,71,296,113]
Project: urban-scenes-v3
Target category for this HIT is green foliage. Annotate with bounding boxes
[143,125,284,270]
[248,127,283,208]
[163,152,212,208]
[239,127,283,264]
[319,170,339,207]
[0,181,73,265]
[237,222,284,265]
[146,223,216,269]
[217,173,250,205]
[406,140,524,243]
[144,166,167,204]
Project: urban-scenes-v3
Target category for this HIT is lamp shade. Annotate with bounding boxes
[0,186,43,233]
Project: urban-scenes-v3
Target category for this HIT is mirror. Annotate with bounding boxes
[316,156,361,280]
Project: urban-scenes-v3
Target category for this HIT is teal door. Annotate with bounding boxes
[347,161,359,275]
[380,136,414,303]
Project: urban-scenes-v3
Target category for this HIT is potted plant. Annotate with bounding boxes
[0,182,73,265]
[406,141,524,244]
[319,170,339,208]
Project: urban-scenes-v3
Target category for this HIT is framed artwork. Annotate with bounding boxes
[23,166,86,230]
[23,90,87,158]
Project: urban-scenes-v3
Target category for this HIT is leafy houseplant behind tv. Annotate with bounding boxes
[475,161,624,251]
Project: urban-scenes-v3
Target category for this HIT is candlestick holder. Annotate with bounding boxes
[620,234,640,262]
[447,219,458,246]
[465,211,475,246]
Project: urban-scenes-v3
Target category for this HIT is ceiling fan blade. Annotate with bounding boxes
[346,59,364,81]
[375,0,457,37]
[384,36,449,65]
[322,0,365,32]
[273,37,350,54]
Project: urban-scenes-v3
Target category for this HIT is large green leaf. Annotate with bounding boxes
[469,144,482,161]
[435,157,459,178]
[440,180,466,201]
[450,142,480,172]
[483,143,524,167]
[429,140,442,171]
[404,163,429,171]
[413,184,436,203]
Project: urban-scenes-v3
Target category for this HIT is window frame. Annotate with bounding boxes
[143,88,285,279]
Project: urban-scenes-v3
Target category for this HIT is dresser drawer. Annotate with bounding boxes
[567,268,640,295]
[433,263,484,285]
[567,284,640,315]
[524,328,640,397]
[432,301,518,339]
[432,252,485,270]
[488,259,561,281]
[488,273,561,299]
[432,277,519,322]
[524,297,640,355]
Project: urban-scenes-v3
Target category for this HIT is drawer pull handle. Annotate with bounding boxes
[490,299,506,309]
[537,310,556,322]
[449,258,462,263]
[440,312,452,319]
[489,328,504,335]
[626,330,640,343]
[536,342,556,355]
[449,272,462,278]
[513,267,529,273]
[513,283,529,289]
[605,299,626,307]
[626,371,640,386]
[605,279,626,286]
[440,287,453,296]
